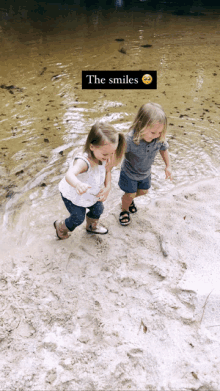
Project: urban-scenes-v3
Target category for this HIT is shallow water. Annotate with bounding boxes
[1,2,220,227]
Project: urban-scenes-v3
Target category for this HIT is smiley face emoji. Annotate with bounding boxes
[142,74,153,85]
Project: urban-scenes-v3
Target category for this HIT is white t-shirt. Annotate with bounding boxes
[59,153,106,207]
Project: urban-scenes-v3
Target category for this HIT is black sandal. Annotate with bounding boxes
[119,211,130,226]
[129,200,137,213]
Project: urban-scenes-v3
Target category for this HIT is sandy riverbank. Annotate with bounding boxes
[1,175,220,390]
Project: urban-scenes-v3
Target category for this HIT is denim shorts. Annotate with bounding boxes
[118,170,151,194]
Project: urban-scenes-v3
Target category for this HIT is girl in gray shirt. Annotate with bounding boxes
[119,102,173,226]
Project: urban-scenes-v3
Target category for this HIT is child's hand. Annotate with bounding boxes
[75,181,91,195]
[165,166,173,180]
[96,186,110,202]
[105,154,115,171]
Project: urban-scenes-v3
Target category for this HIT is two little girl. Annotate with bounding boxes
[54,102,173,239]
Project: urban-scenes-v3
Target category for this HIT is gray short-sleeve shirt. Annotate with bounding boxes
[121,130,169,180]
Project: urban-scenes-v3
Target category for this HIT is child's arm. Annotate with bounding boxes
[65,159,91,195]
[96,167,111,202]
[104,169,111,191]
[160,149,173,180]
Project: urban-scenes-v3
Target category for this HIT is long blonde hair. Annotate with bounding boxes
[84,122,126,165]
[131,102,167,144]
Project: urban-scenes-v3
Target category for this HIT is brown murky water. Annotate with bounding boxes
[1,5,220,227]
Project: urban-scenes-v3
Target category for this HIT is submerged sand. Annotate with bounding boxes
[1,175,220,390]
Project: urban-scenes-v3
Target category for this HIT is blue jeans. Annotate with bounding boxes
[61,194,104,232]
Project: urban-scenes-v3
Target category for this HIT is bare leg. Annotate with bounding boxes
[121,192,136,211]
[128,189,149,213]
[136,189,148,197]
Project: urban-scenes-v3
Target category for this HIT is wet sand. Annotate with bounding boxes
[1,3,220,390]
[1,177,220,390]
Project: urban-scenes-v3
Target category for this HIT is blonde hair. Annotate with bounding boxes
[84,122,126,165]
[131,102,167,144]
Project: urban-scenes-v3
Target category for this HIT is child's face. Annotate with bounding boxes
[90,142,117,163]
[142,122,164,142]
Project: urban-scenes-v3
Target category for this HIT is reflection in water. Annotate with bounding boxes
[115,0,124,8]
[0,1,220,226]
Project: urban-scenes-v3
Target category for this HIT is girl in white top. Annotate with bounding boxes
[54,122,126,239]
